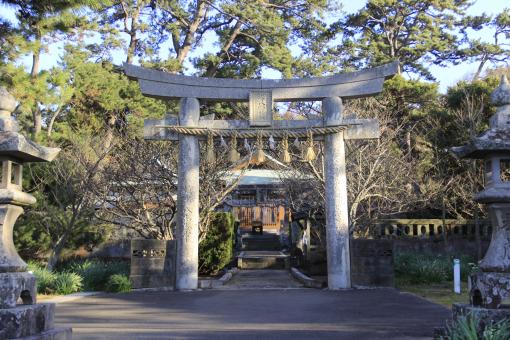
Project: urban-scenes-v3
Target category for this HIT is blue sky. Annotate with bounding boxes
[0,0,509,93]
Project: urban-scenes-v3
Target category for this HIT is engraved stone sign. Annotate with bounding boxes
[249,90,272,127]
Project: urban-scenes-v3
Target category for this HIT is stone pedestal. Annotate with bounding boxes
[452,303,510,334]
[0,303,71,339]
[467,203,510,309]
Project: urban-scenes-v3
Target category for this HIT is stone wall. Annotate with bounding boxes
[350,239,394,287]
[393,238,489,257]
[301,239,394,287]
[130,239,176,289]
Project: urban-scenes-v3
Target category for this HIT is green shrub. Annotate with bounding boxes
[53,272,83,295]
[395,252,474,284]
[442,314,510,340]
[66,259,129,291]
[199,212,235,275]
[105,274,132,293]
[28,262,58,294]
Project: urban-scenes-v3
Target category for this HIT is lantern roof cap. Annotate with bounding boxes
[0,131,60,162]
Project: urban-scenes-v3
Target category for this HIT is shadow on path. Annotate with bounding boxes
[55,288,449,339]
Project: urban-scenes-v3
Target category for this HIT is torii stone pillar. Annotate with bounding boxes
[323,97,350,289]
[176,98,200,290]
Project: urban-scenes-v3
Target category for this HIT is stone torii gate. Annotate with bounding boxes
[124,61,398,290]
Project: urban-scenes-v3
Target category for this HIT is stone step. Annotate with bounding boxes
[237,251,290,270]
[241,234,281,251]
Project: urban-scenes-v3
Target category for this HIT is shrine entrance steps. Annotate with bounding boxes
[237,232,289,270]
[219,269,303,289]
[241,233,281,251]
[237,251,290,270]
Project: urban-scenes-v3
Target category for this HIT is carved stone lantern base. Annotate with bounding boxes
[466,203,510,309]
[0,303,71,339]
[469,272,510,309]
[452,304,510,334]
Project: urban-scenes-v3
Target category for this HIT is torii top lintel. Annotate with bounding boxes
[123,61,398,102]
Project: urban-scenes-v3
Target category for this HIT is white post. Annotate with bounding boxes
[453,258,461,294]
[323,97,351,289]
[175,97,200,290]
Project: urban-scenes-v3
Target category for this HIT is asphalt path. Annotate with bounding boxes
[55,284,449,339]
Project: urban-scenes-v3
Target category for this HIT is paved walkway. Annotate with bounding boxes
[55,287,449,339]
[220,269,303,289]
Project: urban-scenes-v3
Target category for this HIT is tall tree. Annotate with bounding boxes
[457,9,510,80]
[331,0,471,80]
[0,0,99,136]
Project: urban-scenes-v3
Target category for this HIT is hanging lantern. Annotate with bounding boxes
[254,131,266,164]
[304,130,316,161]
[205,130,216,164]
[281,133,291,163]
[229,132,240,163]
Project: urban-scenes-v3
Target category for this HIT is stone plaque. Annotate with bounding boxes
[249,90,273,126]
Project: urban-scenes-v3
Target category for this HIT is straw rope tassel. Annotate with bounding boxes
[304,130,316,161]
[254,131,266,165]
[206,131,216,164]
[281,133,291,163]
[229,132,240,163]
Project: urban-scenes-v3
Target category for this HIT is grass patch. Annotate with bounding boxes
[28,259,130,295]
[395,252,476,284]
[397,281,469,308]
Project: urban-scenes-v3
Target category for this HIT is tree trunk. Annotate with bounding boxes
[103,114,117,149]
[473,54,488,80]
[33,106,42,137]
[204,21,242,77]
[126,32,137,64]
[47,106,62,137]
[30,48,40,79]
[46,236,67,271]
[31,39,42,137]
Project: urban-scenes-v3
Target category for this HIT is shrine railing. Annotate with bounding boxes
[375,219,492,239]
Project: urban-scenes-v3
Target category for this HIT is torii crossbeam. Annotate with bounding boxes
[124,61,398,290]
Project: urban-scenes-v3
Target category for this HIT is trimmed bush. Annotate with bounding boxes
[53,272,83,295]
[105,274,132,293]
[395,252,475,284]
[199,212,235,275]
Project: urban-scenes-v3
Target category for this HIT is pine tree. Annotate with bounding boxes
[330,0,471,80]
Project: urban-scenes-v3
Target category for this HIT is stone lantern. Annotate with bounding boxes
[451,75,510,322]
[0,88,71,339]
